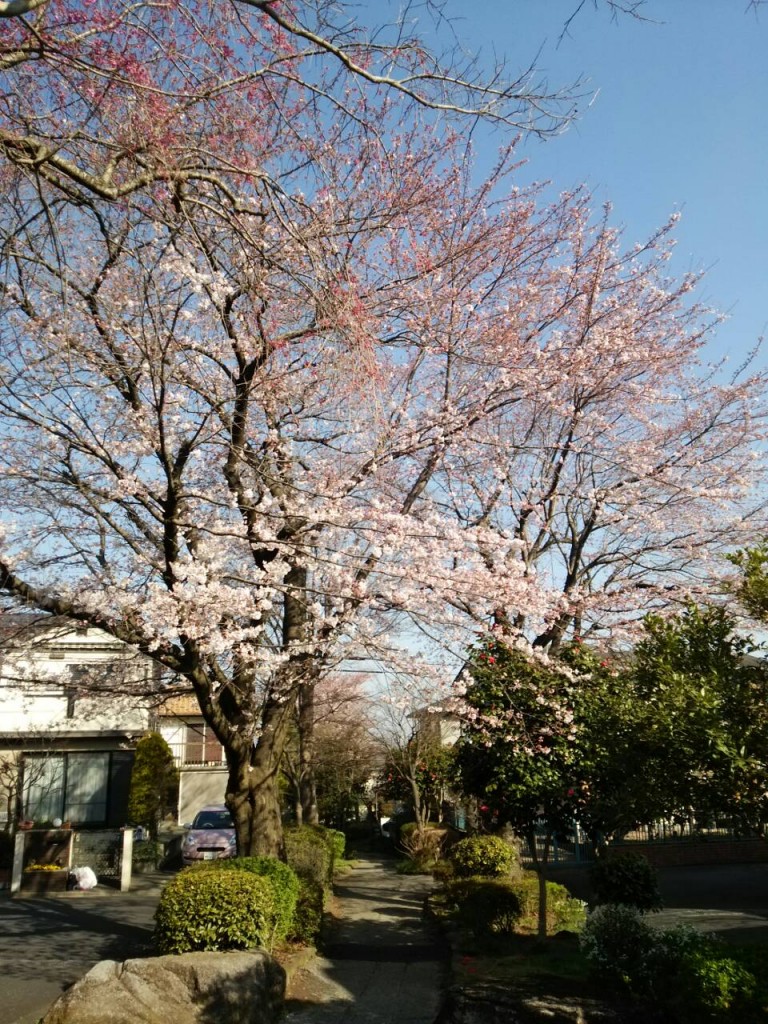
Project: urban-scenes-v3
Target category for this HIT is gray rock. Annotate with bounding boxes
[41,950,286,1024]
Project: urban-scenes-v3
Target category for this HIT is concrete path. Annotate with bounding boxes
[284,858,446,1024]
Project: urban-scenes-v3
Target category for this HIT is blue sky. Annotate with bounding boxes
[399,1,768,367]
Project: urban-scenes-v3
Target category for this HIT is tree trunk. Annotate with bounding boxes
[224,697,293,859]
[525,826,551,942]
[297,680,319,825]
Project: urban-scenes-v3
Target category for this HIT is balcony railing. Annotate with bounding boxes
[165,740,226,769]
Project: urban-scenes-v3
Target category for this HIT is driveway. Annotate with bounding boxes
[0,872,166,1024]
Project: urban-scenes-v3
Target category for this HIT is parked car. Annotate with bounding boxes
[181,805,236,866]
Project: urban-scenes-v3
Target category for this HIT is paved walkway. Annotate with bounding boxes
[284,858,446,1024]
[2,857,767,1024]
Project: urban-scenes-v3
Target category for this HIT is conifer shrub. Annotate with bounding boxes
[449,834,517,878]
[127,733,179,840]
[154,868,275,953]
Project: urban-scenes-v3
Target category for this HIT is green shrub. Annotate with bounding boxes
[291,877,325,944]
[193,856,300,944]
[432,859,454,883]
[396,857,434,875]
[449,835,517,878]
[454,878,523,938]
[667,945,758,1023]
[584,908,763,1020]
[284,827,334,945]
[634,923,709,1000]
[127,733,179,841]
[443,874,585,940]
[285,825,334,886]
[132,839,163,871]
[154,868,275,954]
[510,875,587,934]
[590,852,663,913]
[312,825,346,864]
[580,904,657,986]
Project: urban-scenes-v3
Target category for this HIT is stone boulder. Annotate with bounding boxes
[42,950,285,1024]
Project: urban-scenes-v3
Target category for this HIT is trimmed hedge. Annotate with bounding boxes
[509,874,587,934]
[154,868,275,954]
[453,878,523,937]
[443,873,586,939]
[449,834,517,878]
[312,825,346,865]
[285,826,333,886]
[284,826,334,945]
[192,856,300,944]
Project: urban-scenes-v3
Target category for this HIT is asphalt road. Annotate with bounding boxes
[0,872,164,1024]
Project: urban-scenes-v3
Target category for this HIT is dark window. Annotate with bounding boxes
[64,687,77,718]
[22,750,135,827]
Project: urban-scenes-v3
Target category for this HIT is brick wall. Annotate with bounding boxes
[613,838,768,867]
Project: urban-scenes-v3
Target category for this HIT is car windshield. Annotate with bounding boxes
[191,810,234,829]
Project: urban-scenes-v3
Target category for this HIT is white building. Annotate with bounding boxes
[0,614,155,829]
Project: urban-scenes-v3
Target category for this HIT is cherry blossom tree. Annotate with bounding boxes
[0,0,587,220]
[440,209,768,650]
[0,84,604,854]
[2,98,766,855]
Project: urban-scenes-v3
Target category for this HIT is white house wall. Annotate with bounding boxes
[0,624,153,735]
[178,769,228,825]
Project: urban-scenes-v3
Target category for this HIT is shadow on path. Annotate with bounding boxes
[285,857,447,1024]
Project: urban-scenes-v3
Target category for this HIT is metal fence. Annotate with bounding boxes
[519,820,748,867]
[165,740,226,769]
[71,829,123,884]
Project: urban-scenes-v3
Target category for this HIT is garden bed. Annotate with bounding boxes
[20,869,69,895]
